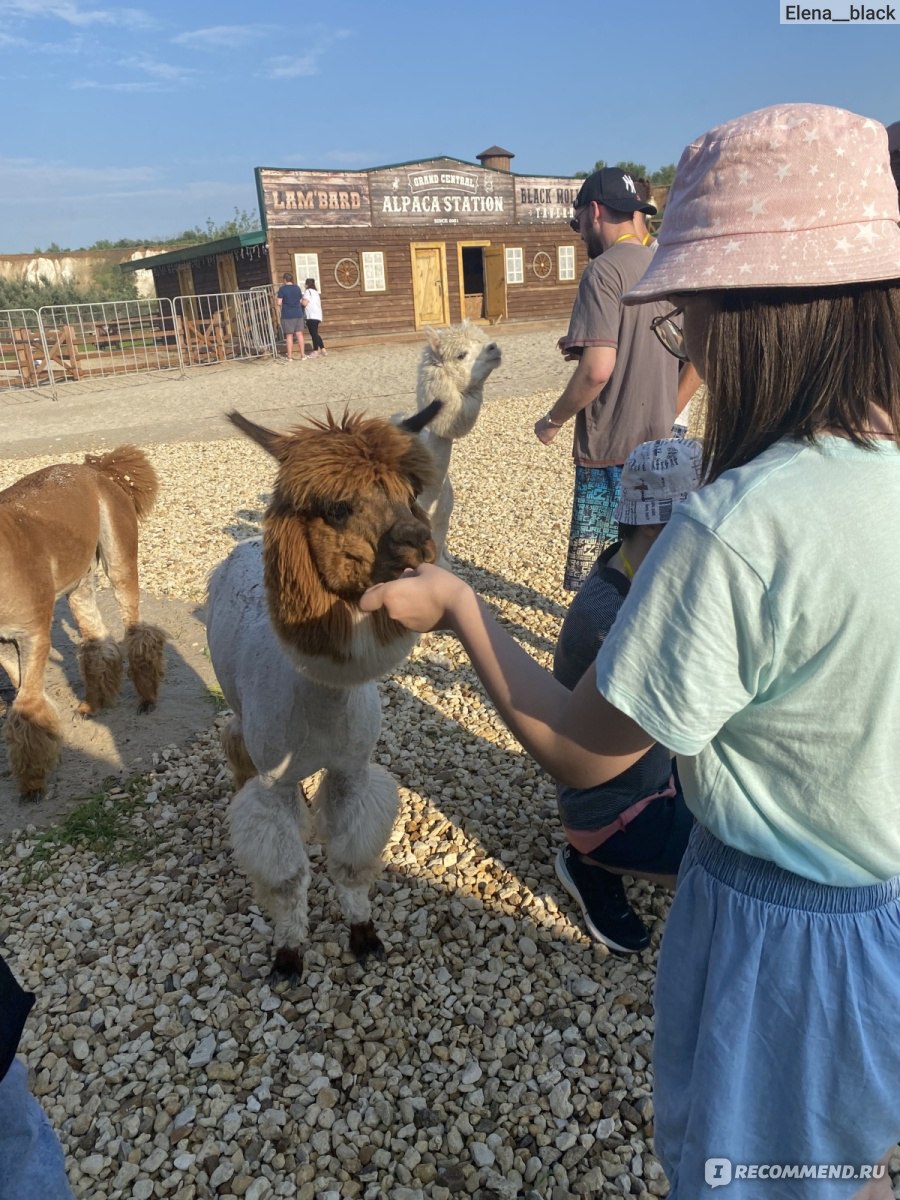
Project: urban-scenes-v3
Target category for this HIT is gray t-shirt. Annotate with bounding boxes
[565,242,678,467]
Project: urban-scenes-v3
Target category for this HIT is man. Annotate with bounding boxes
[535,168,678,590]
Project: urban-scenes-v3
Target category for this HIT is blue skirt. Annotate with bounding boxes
[655,824,900,1199]
[564,465,623,591]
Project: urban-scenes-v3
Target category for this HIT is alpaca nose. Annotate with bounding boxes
[389,514,435,564]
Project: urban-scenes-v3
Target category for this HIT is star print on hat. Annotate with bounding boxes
[623,103,900,303]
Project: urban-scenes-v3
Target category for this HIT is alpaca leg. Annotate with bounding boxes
[4,630,61,798]
[315,763,400,961]
[221,715,257,790]
[229,777,311,980]
[68,572,122,715]
[98,514,166,711]
[123,624,166,712]
[0,641,20,716]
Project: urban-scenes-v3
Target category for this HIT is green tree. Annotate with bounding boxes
[651,163,677,187]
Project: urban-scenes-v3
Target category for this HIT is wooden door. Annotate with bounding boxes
[411,243,449,328]
[483,245,507,323]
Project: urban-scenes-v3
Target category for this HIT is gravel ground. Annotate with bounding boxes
[2,393,898,1200]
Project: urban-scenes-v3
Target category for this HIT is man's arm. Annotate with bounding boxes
[535,344,616,444]
[360,565,654,788]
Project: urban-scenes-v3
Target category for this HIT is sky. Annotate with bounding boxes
[0,0,897,253]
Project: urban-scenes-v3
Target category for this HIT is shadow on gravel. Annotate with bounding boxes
[0,589,220,838]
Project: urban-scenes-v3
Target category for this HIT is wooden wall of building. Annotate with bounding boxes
[265,224,588,338]
[151,249,271,302]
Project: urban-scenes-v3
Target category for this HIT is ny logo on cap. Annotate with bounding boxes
[622,174,637,195]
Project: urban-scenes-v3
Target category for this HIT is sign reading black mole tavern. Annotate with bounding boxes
[256,159,582,229]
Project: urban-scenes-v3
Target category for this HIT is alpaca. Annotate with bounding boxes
[413,320,501,562]
[0,447,166,798]
[205,406,441,980]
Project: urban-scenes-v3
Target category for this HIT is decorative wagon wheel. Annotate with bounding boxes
[532,251,552,280]
[334,257,360,289]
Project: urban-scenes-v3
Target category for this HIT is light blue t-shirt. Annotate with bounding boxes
[596,436,900,886]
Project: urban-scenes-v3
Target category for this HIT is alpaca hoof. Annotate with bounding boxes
[137,700,155,715]
[19,788,45,803]
[270,946,304,983]
[349,921,385,962]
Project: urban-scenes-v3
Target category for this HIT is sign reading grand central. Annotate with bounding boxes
[257,160,582,230]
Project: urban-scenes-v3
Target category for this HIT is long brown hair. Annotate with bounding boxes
[700,282,900,481]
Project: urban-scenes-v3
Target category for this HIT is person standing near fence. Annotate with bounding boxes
[276,272,306,362]
[302,279,326,357]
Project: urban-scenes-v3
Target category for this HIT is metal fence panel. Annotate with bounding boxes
[173,289,277,367]
[0,308,55,394]
[1,289,277,397]
[37,298,183,390]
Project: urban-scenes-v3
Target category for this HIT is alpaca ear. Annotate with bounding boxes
[400,400,443,435]
[228,410,290,461]
[423,327,442,356]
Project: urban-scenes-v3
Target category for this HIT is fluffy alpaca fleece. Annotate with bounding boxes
[0,446,166,798]
[205,408,439,978]
[413,321,501,561]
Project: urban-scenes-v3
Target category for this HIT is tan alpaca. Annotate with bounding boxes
[206,406,440,979]
[0,447,166,798]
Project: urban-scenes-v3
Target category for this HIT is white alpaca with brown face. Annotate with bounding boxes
[413,321,502,562]
[0,447,166,798]
[205,408,439,980]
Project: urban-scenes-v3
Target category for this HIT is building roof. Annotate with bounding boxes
[119,229,266,273]
[477,146,515,159]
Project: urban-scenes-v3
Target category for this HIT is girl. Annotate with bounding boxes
[301,278,326,357]
[361,104,900,1199]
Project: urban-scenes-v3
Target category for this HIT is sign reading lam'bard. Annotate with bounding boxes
[257,169,372,228]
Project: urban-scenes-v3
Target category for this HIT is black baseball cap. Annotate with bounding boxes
[573,168,656,215]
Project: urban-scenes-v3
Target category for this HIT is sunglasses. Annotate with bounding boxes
[651,305,689,361]
[568,206,586,233]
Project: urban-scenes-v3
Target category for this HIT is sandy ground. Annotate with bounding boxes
[1,322,571,459]
[0,325,569,834]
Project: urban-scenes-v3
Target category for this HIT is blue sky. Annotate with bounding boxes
[0,0,897,252]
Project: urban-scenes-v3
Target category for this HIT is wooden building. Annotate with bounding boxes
[120,230,271,301]
[126,148,591,338]
[258,147,588,337]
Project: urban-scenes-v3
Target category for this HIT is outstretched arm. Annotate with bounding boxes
[360,565,654,789]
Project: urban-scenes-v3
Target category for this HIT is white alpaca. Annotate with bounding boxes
[413,321,501,562]
[205,407,439,979]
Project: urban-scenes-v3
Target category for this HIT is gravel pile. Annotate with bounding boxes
[2,394,898,1199]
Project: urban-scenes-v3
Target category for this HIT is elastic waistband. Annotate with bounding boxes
[685,824,900,914]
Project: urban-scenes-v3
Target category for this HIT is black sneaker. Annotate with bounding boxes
[555,844,651,954]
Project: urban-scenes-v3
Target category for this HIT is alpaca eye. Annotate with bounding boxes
[316,500,353,527]
[455,351,468,360]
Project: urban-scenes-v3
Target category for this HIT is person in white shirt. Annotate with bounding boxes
[301,279,326,357]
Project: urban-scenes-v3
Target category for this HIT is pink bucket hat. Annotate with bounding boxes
[624,103,900,303]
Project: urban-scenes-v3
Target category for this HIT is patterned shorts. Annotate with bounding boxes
[564,465,623,591]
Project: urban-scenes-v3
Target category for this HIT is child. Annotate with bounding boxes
[554,437,702,953]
